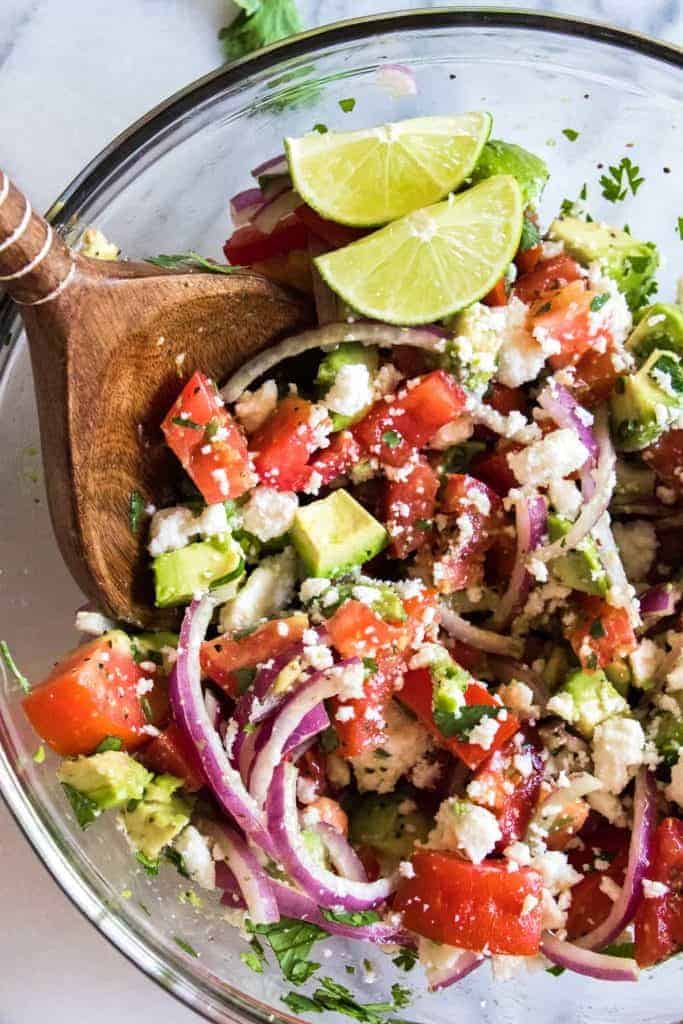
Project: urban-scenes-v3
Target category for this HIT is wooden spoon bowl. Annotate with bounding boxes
[0,171,312,628]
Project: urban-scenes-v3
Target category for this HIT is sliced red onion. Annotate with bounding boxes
[312,823,367,883]
[533,407,616,565]
[538,382,599,466]
[440,605,523,658]
[204,688,222,729]
[592,512,642,628]
[221,323,448,403]
[267,762,397,911]
[229,187,265,228]
[251,189,301,236]
[375,63,418,97]
[203,819,279,925]
[640,584,681,617]
[576,767,656,951]
[426,951,483,991]
[216,860,247,909]
[260,175,292,201]
[270,880,412,945]
[168,597,275,857]
[494,493,547,629]
[540,932,639,982]
[251,153,289,180]
[249,663,355,807]
[243,701,329,785]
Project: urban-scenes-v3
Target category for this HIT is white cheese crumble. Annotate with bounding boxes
[148,503,229,557]
[219,547,296,633]
[234,379,278,433]
[323,362,373,417]
[548,478,582,520]
[173,826,216,890]
[665,754,683,808]
[427,799,502,864]
[591,716,645,794]
[506,428,589,488]
[642,878,670,899]
[350,700,432,795]
[241,486,298,542]
[490,297,547,387]
[299,577,330,603]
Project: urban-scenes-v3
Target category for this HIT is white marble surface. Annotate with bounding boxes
[0,2,681,1023]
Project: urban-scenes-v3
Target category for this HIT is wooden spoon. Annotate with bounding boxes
[0,171,312,628]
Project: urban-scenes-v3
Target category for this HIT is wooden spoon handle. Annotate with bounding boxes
[0,169,75,306]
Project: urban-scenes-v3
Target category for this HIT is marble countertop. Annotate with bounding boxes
[0,2,680,1023]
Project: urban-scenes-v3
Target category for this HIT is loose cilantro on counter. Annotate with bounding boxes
[600,156,645,202]
[219,0,302,61]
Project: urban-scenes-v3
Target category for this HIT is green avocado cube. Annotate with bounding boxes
[471,139,549,206]
[444,303,503,395]
[627,303,683,363]
[610,348,683,451]
[58,751,152,813]
[120,773,190,861]
[548,514,608,597]
[558,668,629,738]
[290,489,388,578]
[316,341,379,431]
[153,535,243,607]
[349,791,431,862]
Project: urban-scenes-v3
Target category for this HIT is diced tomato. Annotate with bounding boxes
[353,371,467,466]
[644,428,683,495]
[431,474,503,593]
[23,633,152,756]
[330,655,404,758]
[482,276,508,307]
[139,721,206,792]
[383,457,439,558]
[162,371,253,503]
[570,344,621,407]
[307,430,360,488]
[250,396,329,491]
[294,204,365,248]
[394,850,543,955]
[566,848,628,940]
[567,595,637,668]
[251,250,313,294]
[200,614,309,695]
[513,254,583,305]
[486,383,529,419]
[530,280,592,369]
[469,735,544,850]
[398,669,519,770]
[470,442,520,497]
[635,818,683,967]
[515,244,543,276]
[356,845,382,881]
[443,637,486,675]
[223,215,309,265]
[326,590,439,662]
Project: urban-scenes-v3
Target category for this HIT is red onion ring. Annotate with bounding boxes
[640,584,681,617]
[312,822,368,883]
[540,932,639,982]
[494,493,547,629]
[575,767,656,951]
[538,382,599,465]
[270,880,413,945]
[203,819,279,925]
[440,605,523,658]
[168,597,275,857]
[425,950,483,991]
[243,701,329,785]
[229,187,265,228]
[216,860,246,909]
[266,762,397,911]
[251,188,301,236]
[251,153,289,180]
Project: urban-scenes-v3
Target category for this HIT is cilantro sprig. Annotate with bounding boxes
[599,157,645,202]
[282,975,414,1024]
[146,251,241,274]
[434,703,506,740]
[250,916,326,984]
[219,0,302,61]
[0,640,30,694]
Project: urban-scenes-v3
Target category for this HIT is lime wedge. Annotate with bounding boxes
[315,175,524,326]
[285,112,492,227]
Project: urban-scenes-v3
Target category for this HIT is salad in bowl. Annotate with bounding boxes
[12,110,683,998]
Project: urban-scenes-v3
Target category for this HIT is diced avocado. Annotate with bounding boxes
[58,751,152,815]
[627,303,683,363]
[290,489,388,578]
[614,460,656,501]
[348,791,431,862]
[557,668,629,738]
[218,547,297,633]
[548,217,658,312]
[470,139,549,206]
[132,630,179,673]
[153,535,243,607]
[610,348,683,451]
[316,342,379,431]
[604,660,631,698]
[301,827,329,869]
[315,580,407,623]
[547,514,608,597]
[429,651,472,736]
[120,773,191,861]
[443,303,502,394]
[654,707,683,766]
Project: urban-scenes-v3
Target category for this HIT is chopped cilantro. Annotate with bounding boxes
[62,783,99,829]
[441,440,486,474]
[33,745,46,764]
[363,657,379,674]
[519,215,540,252]
[146,251,241,274]
[392,947,418,972]
[339,98,356,113]
[219,0,302,60]
[678,217,683,241]
[283,975,414,1024]
[546,963,565,977]
[562,128,579,141]
[381,430,403,449]
[251,916,326,984]
[390,984,411,1010]
[322,909,381,927]
[165,847,190,878]
[434,702,504,740]
[600,157,645,202]
[129,489,144,535]
[0,640,30,693]
[171,415,203,430]
[589,293,610,312]
[178,889,203,909]
[140,696,154,723]
[589,618,606,638]
[94,735,123,754]
[136,851,160,875]
[415,518,433,530]
[174,936,199,958]
[313,123,328,134]
[345,965,356,975]
[602,941,636,958]
[282,992,323,1014]
[241,938,266,973]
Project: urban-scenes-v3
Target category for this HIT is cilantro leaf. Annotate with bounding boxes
[241,938,266,973]
[321,909,381,927]
[339,98,356,113]
[135,850,160,875]
[589,293,610,312]
[600,157,645,202]
[392,947,418,972]
[33,745,46,764]
[251,916,326,984]
[171,416,203,430]
[519,215,540,252]
[174,935,199,957]
[0,640,30,694]
[146,251,241,274]
[165,847,190,878]
[390,984,411,1010]
[562,128,579,142]
[381,429,403,449]
[129,489,144,535]
[62,783,100,829]
[94,735,123,753]
[434,703,504,740]
[282,992,323,1014]
[219,0,302,61]
[313,123,328,134]
[678,217,683,241]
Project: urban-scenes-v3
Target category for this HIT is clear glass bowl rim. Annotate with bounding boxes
[1,7,682,1023]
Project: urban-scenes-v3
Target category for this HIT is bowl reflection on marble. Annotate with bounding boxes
[1,9,682,1024]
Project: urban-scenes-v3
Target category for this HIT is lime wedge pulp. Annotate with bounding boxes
[314,175,524,326]
[285,112,492,227]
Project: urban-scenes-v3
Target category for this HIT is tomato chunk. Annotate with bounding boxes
[570,344,621,407]
[515,243,542,276]
[23,633,151,756]
[383,457,439,558]
[482,276,508,307]
[223,216,309,265]
[469,735,544,850]
[513,254,583,305]
[567,595,637,668]
[250,396,329,491]
[395,850,543,955]
[644,428,683,496]
[566,848,627,940]
[353,371,467,466]
[294,204,365,248]
[635,818,683,967]
[327,591,439,662]
[330,655,404,758]
[307,430,360,488]
[430,474,503,593]
[162,371,253,504]
[398,669,519,770]
[200,614,309,696]
[139,721,206,792]
[470,442,520,497]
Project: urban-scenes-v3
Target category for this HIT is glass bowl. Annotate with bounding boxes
[1,9,682,1023]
